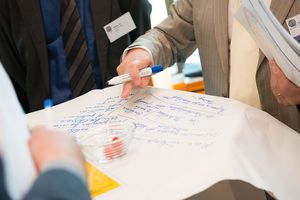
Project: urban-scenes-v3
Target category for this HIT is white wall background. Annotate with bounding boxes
[148,0,168,27]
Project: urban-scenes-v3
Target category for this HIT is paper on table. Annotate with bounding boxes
[235,0,300,86]
[0,64,36,199]
[86,162,120,198]
[27,85,300,200]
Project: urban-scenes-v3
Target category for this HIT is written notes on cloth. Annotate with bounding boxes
[27,86,300,200]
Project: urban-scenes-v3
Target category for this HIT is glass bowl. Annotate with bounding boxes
[78,121,136,163]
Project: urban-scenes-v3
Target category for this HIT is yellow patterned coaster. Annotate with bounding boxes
[86,162,120,198]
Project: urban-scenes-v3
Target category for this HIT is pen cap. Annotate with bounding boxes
[151,65,164,73]
[44,99,53,108]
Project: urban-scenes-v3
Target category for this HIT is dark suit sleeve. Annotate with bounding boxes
[0,159,11,200]
[0,1,30,112]
[24,169,91,200]
[117,0,152,42]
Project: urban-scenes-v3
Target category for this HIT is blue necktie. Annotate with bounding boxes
[61,0,96,97]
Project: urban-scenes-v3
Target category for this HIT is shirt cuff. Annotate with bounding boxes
[121,45,154,65]
[41,160,87,185]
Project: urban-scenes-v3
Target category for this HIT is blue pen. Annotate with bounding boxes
[107,65,164,85]
[44,99,53,128]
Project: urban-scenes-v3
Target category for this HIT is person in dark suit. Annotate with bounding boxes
[117,0,152,43]
[0,126,91,200]
[0,0,151,113]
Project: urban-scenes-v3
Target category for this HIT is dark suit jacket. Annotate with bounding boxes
[0,0,151,113]
[0,158,91,200]
[117,0,152,42]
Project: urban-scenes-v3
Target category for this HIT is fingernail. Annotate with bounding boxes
[121,93,128,99]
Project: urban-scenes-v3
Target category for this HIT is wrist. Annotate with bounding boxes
[122,46,154,66]
[41,160,87,184]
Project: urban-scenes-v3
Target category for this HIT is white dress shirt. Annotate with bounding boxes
[229,0,272,108]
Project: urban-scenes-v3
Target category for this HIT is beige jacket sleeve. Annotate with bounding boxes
[129,0,197,67]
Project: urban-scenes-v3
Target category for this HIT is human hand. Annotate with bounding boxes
[116,48,153,98]
[28,126,86,174]
[269,60,300,105]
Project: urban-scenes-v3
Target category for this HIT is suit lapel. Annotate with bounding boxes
[257,0,295,69]
[17,0,49,93]
[90,0,112,82]
[214,0,229,75]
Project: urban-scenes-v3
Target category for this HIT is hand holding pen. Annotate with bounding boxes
[108,65,163,85]
[116,48,157,98]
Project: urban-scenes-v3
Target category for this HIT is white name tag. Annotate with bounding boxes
[104,12,136,43]
[286,14,300,42]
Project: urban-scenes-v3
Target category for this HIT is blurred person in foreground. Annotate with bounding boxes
[0,62,90,200]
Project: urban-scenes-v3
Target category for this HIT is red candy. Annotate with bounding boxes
[104,136,124,160]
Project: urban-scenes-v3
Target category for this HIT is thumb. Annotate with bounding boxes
[269,60,286,83]
[269,60,281,76]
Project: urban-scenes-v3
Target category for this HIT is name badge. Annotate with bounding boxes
[286,14,300,42]
[104,12,136,43]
